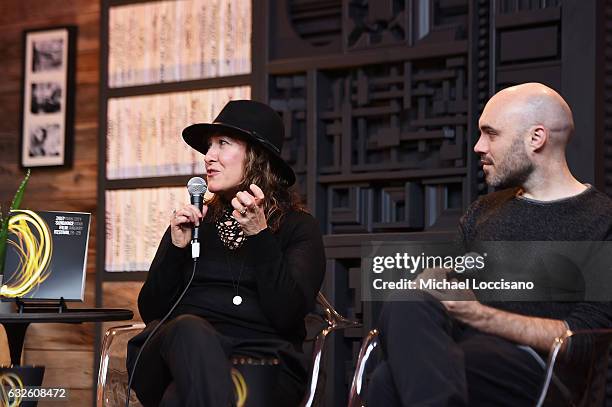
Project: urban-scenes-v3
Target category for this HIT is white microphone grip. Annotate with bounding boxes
[191,241,200,259]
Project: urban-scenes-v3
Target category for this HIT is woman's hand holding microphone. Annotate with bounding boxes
[170,205,207,248]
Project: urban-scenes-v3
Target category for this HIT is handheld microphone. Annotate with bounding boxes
[187,177,207,258]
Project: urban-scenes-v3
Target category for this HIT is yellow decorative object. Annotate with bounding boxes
[0,210,52,298]
[0,372,24,407]
[231,368,248,407]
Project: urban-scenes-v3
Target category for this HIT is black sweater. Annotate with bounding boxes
[459,186,612,332]
[138,210,326,348]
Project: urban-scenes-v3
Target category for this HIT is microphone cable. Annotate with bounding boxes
[124,257,198,407]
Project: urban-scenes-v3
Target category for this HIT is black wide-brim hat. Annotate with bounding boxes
[182,100,296,186]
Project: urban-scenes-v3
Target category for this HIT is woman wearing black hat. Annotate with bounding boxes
[128,100,326,406]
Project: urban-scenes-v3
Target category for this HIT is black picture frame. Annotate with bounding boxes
[19,26,77,168]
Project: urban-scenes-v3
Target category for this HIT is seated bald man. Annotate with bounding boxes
[366,83,612,406]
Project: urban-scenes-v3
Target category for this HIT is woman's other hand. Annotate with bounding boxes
[232,184,267,236]
[170,204,208,248]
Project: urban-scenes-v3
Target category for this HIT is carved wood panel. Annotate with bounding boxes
[265,1,605,405]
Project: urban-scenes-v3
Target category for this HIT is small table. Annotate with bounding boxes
[0,307,134,366]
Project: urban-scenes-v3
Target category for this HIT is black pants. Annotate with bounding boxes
[367,292,545,407]
[127,314,304,407]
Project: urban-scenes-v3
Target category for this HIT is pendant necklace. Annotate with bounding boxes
[216,210,247,306]
[226,254,245,306]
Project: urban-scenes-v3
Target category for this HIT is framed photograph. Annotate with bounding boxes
[20,26,77,168]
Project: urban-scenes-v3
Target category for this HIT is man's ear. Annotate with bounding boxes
[529,125,547,151]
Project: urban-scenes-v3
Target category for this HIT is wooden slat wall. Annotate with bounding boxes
[0,1,103,405]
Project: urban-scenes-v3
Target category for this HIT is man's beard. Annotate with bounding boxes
[484,137,534,189]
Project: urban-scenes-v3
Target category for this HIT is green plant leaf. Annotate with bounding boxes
[1,169,31,276]
[0,217,8,276]
[10,169,31,210]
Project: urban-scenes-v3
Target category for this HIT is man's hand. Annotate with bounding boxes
[441,300,484,326]
[415,267,566,352]
[415,267,478,304]
[414,267,448,283]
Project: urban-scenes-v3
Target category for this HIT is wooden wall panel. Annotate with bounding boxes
[24,350,94,388]
[38,390,92,407]
[101,282,144,334]
[0,1,101,406]
[266,1,604,405]
[101,282,143,321]
[23,279,97,350]
[0,326,10,366]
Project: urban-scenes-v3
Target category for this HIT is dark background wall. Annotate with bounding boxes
[0,1,610,406]
[258,1,610,405]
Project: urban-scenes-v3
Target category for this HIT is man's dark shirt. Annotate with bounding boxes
[459,185,612,332]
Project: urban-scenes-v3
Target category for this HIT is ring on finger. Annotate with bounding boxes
[239,208,247,216]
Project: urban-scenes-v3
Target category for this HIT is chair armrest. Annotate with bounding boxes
[300,297,362,407]
[536,328,612,407]
[316,292,360,330]
[348,329,380,407]
[97,323,145,407]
